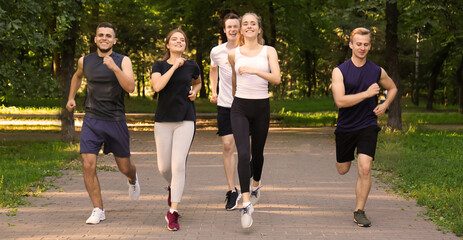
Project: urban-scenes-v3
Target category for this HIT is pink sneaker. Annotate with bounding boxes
[165,211,180,231]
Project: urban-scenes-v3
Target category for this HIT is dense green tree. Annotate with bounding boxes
[2,0,463,118]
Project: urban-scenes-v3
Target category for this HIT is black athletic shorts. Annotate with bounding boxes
[217,106,233,136]
[335,125,381,163]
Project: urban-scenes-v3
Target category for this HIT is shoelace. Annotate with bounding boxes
[250,186,261,198]
[240,206,250,214]
[224,191,232,202]
[91,209,101,217]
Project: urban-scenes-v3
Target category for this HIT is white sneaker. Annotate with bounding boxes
[128,173,140,200]
[250,182,261,206]
[86,207,105,224]
[240,203,254,228]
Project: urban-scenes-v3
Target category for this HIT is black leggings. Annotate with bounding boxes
[231,97,270,193]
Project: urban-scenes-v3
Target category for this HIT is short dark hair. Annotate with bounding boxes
[222,13,239,29]
[97,22,116,37]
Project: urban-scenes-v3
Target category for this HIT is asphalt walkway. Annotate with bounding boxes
[0,128,460,239]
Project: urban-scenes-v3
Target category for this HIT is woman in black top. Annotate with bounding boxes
[150,29,201,231]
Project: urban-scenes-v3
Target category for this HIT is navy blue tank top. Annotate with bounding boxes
[83,52,126,121]
[335,59,381,132]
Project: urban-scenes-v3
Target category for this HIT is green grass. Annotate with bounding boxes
[0,141,80,208]
[2,97,462,128]
[270,97,337,113]
[375,127,463,236]
[277,110,337,127]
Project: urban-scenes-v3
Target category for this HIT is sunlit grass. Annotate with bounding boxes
[0,105,60,114]
[277,109,337,127]
[0,141,80,208]
[375,128,463,236]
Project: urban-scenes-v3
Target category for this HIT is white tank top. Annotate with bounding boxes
[234,46,270,99]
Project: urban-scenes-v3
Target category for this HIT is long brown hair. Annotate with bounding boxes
[237,12,264,47]
[163,29,188,60]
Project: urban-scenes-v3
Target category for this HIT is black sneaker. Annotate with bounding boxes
[225,188,241,211]
[353,209,371,227]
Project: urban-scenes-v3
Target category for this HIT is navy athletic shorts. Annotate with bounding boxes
[335,125,381,163]
[80,117,131,158]
[217,106,233,136]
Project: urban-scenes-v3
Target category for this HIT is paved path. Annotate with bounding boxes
[0,128,460,239]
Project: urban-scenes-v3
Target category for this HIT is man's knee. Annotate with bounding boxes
[358,165,371,177]
[223,141,234,154]
[81,154,97,171]
[222,135,235,153]
[357,154,373,177]
[336,162,351,175]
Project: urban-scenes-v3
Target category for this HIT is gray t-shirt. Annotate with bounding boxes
[83,52,126,121]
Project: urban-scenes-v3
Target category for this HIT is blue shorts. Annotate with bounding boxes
[80,117,131,158]
[217,106,233,136]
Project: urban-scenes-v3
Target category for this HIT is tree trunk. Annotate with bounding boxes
[304,50,312,97]
[89,3,99,53]
[268,1,276,47]
[457,56,463,113]
[137,63,141,97]
[196,50,207,98]
[385,0,402,130]
[426,43,452,110]
[412,31,420,106]
[60,20,79,142]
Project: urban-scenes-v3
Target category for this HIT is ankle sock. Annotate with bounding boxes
[169,208,178,214]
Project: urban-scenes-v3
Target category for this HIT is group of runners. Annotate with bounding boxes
[65,12,397,231]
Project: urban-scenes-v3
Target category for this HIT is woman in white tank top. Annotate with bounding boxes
[228,12,281,229]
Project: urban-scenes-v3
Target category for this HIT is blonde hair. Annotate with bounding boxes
[350,27,370,42]
[237,12,264,46]
[163,29,188,60]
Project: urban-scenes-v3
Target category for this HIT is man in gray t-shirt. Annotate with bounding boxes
[66,22,140,225]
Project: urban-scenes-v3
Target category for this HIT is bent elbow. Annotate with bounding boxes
[334,101,346,109]
[152,85,162,93]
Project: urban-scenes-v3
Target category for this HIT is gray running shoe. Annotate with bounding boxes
[353,209,371,227]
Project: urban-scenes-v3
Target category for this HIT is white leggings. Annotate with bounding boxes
[154,121,195,203]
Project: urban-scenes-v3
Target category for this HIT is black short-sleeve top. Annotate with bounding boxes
[152,60,200,122]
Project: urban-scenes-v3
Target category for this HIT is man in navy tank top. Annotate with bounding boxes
[66,22,140,224]
[331,27,398,227]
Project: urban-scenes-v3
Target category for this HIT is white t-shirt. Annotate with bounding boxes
[234,46,270,99]
[210,43,234,108]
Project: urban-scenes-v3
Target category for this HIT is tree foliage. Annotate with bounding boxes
[1,0,462,113]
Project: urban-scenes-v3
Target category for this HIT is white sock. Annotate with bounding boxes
[169,208,178,214]
[243,201,251,208]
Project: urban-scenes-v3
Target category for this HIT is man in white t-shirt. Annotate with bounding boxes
[210,12,241,211]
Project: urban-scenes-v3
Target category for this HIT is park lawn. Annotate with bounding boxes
[1,96,336,114]
[375,128,463,236]
[0,140,80,208]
